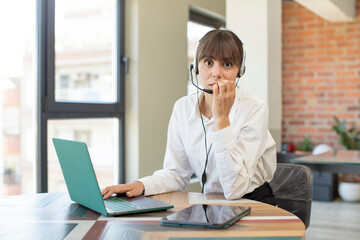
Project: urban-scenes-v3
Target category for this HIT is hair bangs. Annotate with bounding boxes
[197,30,242,68]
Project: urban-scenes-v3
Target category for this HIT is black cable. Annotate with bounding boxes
[194,71,213,193]
[202,204,210,223]
[190,59,242,194]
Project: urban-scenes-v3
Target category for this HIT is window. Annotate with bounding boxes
[55,0,116,103]
[37,0,126,193]
[48,118,118,192]
[0,0,36,195]
[0,0,125,195]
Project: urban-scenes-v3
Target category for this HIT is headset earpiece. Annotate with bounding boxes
[193,61,199,75]
[238,45,246,77]
[192,44,199,75]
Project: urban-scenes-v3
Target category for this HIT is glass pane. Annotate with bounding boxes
[187,21,215,95]
[48,118,118,192]
[55,0,116,103]
[0,1,36,196]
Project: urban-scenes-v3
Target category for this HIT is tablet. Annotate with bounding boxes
[160,204,251,229]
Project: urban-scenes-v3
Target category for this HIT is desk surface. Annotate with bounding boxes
[291,150,360,174]
[0,192,305,240]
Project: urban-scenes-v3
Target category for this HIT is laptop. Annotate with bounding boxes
[52,138,173,216]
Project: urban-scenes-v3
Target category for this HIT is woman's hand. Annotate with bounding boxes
[101,181,145,199]
[212,80,236,131]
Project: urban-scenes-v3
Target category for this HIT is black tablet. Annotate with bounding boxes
[160,204,251,229]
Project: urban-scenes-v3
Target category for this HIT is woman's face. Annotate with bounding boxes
[197,57,240,91]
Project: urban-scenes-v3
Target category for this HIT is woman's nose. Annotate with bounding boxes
[211,62,223,79]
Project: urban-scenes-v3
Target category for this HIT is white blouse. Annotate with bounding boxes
[139,88,276,200]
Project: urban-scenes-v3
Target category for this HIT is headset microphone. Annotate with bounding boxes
[189,64,213,94]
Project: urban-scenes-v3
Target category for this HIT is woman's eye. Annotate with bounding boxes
[224,62,232,67]
[205,60,212,66]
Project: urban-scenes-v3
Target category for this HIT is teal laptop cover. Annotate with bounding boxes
[52,138,108,216]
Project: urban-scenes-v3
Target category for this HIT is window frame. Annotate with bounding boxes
[189,7,225,29]
[37,0,126,192]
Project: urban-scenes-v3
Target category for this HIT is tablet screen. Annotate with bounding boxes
[160,204,251,228]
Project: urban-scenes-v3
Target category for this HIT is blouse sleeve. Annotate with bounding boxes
[210,102,276,200]
[139,102,193,196]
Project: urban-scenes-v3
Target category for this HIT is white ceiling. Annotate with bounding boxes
[295,0,356,22]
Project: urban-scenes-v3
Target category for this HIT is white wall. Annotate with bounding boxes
[226,0,282,151]
[125,0,226,181]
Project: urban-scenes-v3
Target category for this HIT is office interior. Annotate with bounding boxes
[1,0,360,239]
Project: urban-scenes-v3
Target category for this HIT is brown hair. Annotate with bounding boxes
[195,30,243,74]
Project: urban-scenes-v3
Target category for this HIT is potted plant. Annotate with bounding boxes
[332,116,360,201]
[338,173,360,201]
[332,116,360,150]
[295,136,313,154]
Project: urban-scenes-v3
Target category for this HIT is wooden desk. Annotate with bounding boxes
[291,150,360,174]
[0,192,305,240]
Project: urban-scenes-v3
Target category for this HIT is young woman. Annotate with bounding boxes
[102,30,277,205]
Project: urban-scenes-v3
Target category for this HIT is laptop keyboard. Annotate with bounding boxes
[104,197,146,212]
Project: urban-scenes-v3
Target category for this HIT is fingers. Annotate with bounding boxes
[101,186,113,198]
[227,81,236,99]
[213,80,235,98]
[126,182,145,197]
[102,185,124,199]
[101,182,145,199]
[212,80,236,128]
[213,83,219,95]
[101,184,130,199]
[217,82,226,95]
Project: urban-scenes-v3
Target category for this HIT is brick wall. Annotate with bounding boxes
[282,0,360,149]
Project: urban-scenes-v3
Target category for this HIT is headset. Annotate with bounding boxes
[189,35,246,193]
[190,40,246,94]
